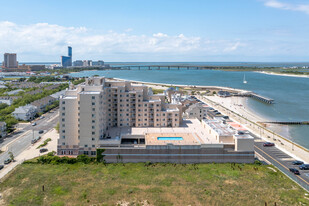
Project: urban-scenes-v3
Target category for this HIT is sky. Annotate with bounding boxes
[1,0,309,62]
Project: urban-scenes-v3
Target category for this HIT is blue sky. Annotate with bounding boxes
[1,0,309,62]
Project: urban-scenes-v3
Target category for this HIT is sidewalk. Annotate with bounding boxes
[0,129,59,180]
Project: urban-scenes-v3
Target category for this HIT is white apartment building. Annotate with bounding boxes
[58,77,182,156]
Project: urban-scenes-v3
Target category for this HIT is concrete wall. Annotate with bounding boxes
[234,137,254,152]
[101,147,255,163]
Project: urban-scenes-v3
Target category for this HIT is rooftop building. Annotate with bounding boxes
[3,53,18,68]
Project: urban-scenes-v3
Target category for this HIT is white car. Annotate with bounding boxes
[32,122,37,126]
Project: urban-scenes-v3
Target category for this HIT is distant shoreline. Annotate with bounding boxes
[256,71,309,78]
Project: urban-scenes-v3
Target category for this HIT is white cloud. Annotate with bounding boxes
[264,0,309,14]
[0,21,246,61]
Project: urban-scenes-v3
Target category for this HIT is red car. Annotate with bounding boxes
[263,142,275,147]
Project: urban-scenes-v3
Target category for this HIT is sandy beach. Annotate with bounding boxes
[206,95,291,139]
[256,71,309,78]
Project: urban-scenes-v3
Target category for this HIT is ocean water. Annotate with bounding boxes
[69,68,309,149]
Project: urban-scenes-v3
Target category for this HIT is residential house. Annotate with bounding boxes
[12,104,37,121]
[31,96,56,113]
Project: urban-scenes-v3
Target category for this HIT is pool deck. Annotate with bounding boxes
[104,119,218,146]
[146,133,200,145]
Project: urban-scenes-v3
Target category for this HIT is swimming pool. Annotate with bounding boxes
[157,137,183,141]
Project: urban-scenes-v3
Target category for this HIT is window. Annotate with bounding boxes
[92,138,95,141]
[92,126,95,129]
[91,151,96,155]
[92,132,95,135]
[62,130,65,133]
[92,96,95,99]
[62,101,65,104]
[92,114,95,117]
[92,102,95,105]
[62,142,65,145]
[62,107,65,110]
[62,118,65,121]
[62,136,65,139]
[62,113,65,116]
[92,120,95,123]
[84,151,89,155]
[85,145,88,148]
[92,108,95,111]
[144,104,147,107]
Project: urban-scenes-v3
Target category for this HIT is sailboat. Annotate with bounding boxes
[243,74,247,84]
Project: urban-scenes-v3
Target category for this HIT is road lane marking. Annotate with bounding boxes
[255,146,309,185]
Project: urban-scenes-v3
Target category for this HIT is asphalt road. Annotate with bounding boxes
[0,109,59,165]
[254,134,309,191]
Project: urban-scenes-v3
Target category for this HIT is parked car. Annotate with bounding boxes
[299,164,309,170]
[0,165,4,170]
[39,148,48,153]
[40,116,45,119]
[292,160,304,165]
[31,136,41,144]
[39,130,44,134]
[289,168,300,175]
[32,122,37,126]
[4,159,11,164]
[263,142,275,147]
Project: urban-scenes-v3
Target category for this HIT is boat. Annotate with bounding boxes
[243,74,247,84]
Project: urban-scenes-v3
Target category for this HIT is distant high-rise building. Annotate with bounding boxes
[3,53,18,68]
[73,60,83,67]
[61,46,72,67]
[68,46,72,58]
[92,60,104,66]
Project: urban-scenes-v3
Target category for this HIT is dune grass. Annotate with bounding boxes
[0,162,308,206]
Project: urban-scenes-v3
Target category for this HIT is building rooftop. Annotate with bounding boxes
[102,119,218,146]
[203,119,235,136]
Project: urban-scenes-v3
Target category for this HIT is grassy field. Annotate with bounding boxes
[0,162,308,206]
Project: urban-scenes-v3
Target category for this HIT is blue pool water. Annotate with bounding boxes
[157,137,184,141]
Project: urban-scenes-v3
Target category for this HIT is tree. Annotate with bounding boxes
[8,151,14,161]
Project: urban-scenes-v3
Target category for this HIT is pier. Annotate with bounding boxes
[263,121,309,125]
[235,92,274,104]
